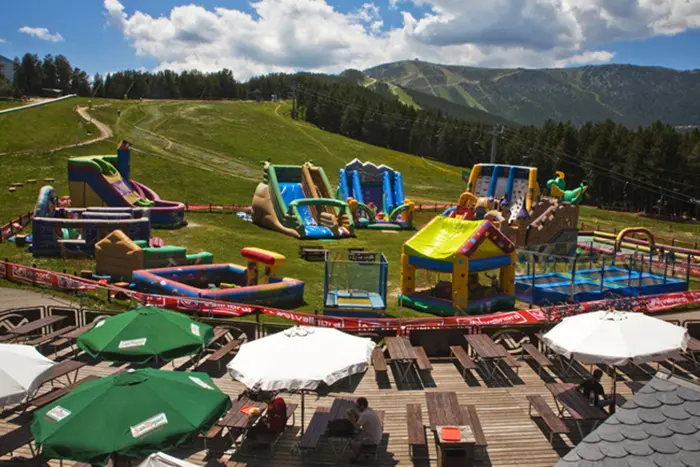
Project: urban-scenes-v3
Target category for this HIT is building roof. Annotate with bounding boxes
[557,372,700,467]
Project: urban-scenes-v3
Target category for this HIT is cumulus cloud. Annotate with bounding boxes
[103,0,700,79]
[18,26,64,42]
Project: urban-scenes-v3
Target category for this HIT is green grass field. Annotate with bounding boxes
[0,101,25,111]
[1,97,697,316]
[0,98,97,154]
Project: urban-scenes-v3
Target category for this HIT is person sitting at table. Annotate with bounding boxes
[247,392,288,442]
[349,397,382,463]
[578,369,614,413]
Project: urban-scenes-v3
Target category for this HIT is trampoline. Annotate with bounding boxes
[323,250,388,317]
[516,265,687,305]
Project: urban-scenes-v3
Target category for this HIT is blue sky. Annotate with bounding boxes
[1,0,698,80]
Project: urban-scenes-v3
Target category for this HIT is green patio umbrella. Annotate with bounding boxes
[32,368,231,466]
[77,306,214,363]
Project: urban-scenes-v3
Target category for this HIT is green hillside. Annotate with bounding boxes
[365,60,700,127]
[1,98,697,317]
[0,98,465,317]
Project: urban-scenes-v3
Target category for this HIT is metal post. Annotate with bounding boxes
[600,257,606,293]
[570,255,578,302]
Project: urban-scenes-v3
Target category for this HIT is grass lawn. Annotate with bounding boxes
[1,97,697,318]
[0,97,97,154]
[0,101,25,111]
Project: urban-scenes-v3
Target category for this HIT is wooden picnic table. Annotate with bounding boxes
[219,397,268,430]
[425,392,466,431]
[465,334,510,378]
[329,397,357,421]
[545,383,607,437]
[45,359,87,386]
[9,315,67,339]
[385,336,418,380]
[29,375,99,409]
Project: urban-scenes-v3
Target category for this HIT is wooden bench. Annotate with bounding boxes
[521,343,552,377]
[414,346,432,371]
[217,456,247,467]
[73,460,113,467]
[26,325,76,347]
[205,339,242,371]
[2,457,49,467]
[28,375,99,409]
[460,405,487,448]
[502,353,521,375]
[624,381,646,394]
[0,424,35,457]
[371,347,388,372]
[450,345,477,378]
[406,403,426,459]
[299,406,331,453]
[526,395,570,443]
[614,393,627,407]
[285,402,298,427]
[0,333,15,343]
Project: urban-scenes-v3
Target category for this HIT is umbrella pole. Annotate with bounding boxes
[301,391,306,435]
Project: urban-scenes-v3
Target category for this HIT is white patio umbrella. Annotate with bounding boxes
[227,326,375,433]
[137,452,198,467]
[543,310,689,412]
[0,343,56,407]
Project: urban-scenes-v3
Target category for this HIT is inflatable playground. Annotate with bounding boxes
[444,164,583,256]
[31,186,151,258]
[399,216,517,315]
[4,146,699,323]
[95,230,213,281]
[338,159,415,230]
[132,248,304,308]
[68,141,186,228]
[252,161,354,239]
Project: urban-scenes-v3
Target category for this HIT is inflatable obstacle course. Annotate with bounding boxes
[132,248,304,308]
[338,159,414,230]
[95,230,213,281]
[68,141,186,228]
[252,161,354,239]
[445,165,581,255]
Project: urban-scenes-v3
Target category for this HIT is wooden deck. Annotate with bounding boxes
[2,343,698,466]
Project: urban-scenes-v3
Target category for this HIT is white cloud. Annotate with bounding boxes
[18,26,64,42]
[0,38,6,44]
[103,0,700,79]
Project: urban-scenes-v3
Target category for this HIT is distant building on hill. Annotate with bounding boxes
[0,55,14,83]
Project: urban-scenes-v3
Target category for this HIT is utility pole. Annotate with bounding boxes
[489,125,504,163]
[291,82,298,120]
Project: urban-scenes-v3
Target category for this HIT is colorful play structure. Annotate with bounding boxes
[516,226,690,305]
[443,164,583,255]
[95,230,213,281]
[399,217,516,315]
[323,250,388,317]
[132,248,304,308]
[252,161,354,239]
[547,171,587,204]
[337,159,415,230]
[31,186,151,257]
[68,141,186,228]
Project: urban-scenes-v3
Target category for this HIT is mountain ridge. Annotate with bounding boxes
[364,60,700,127]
